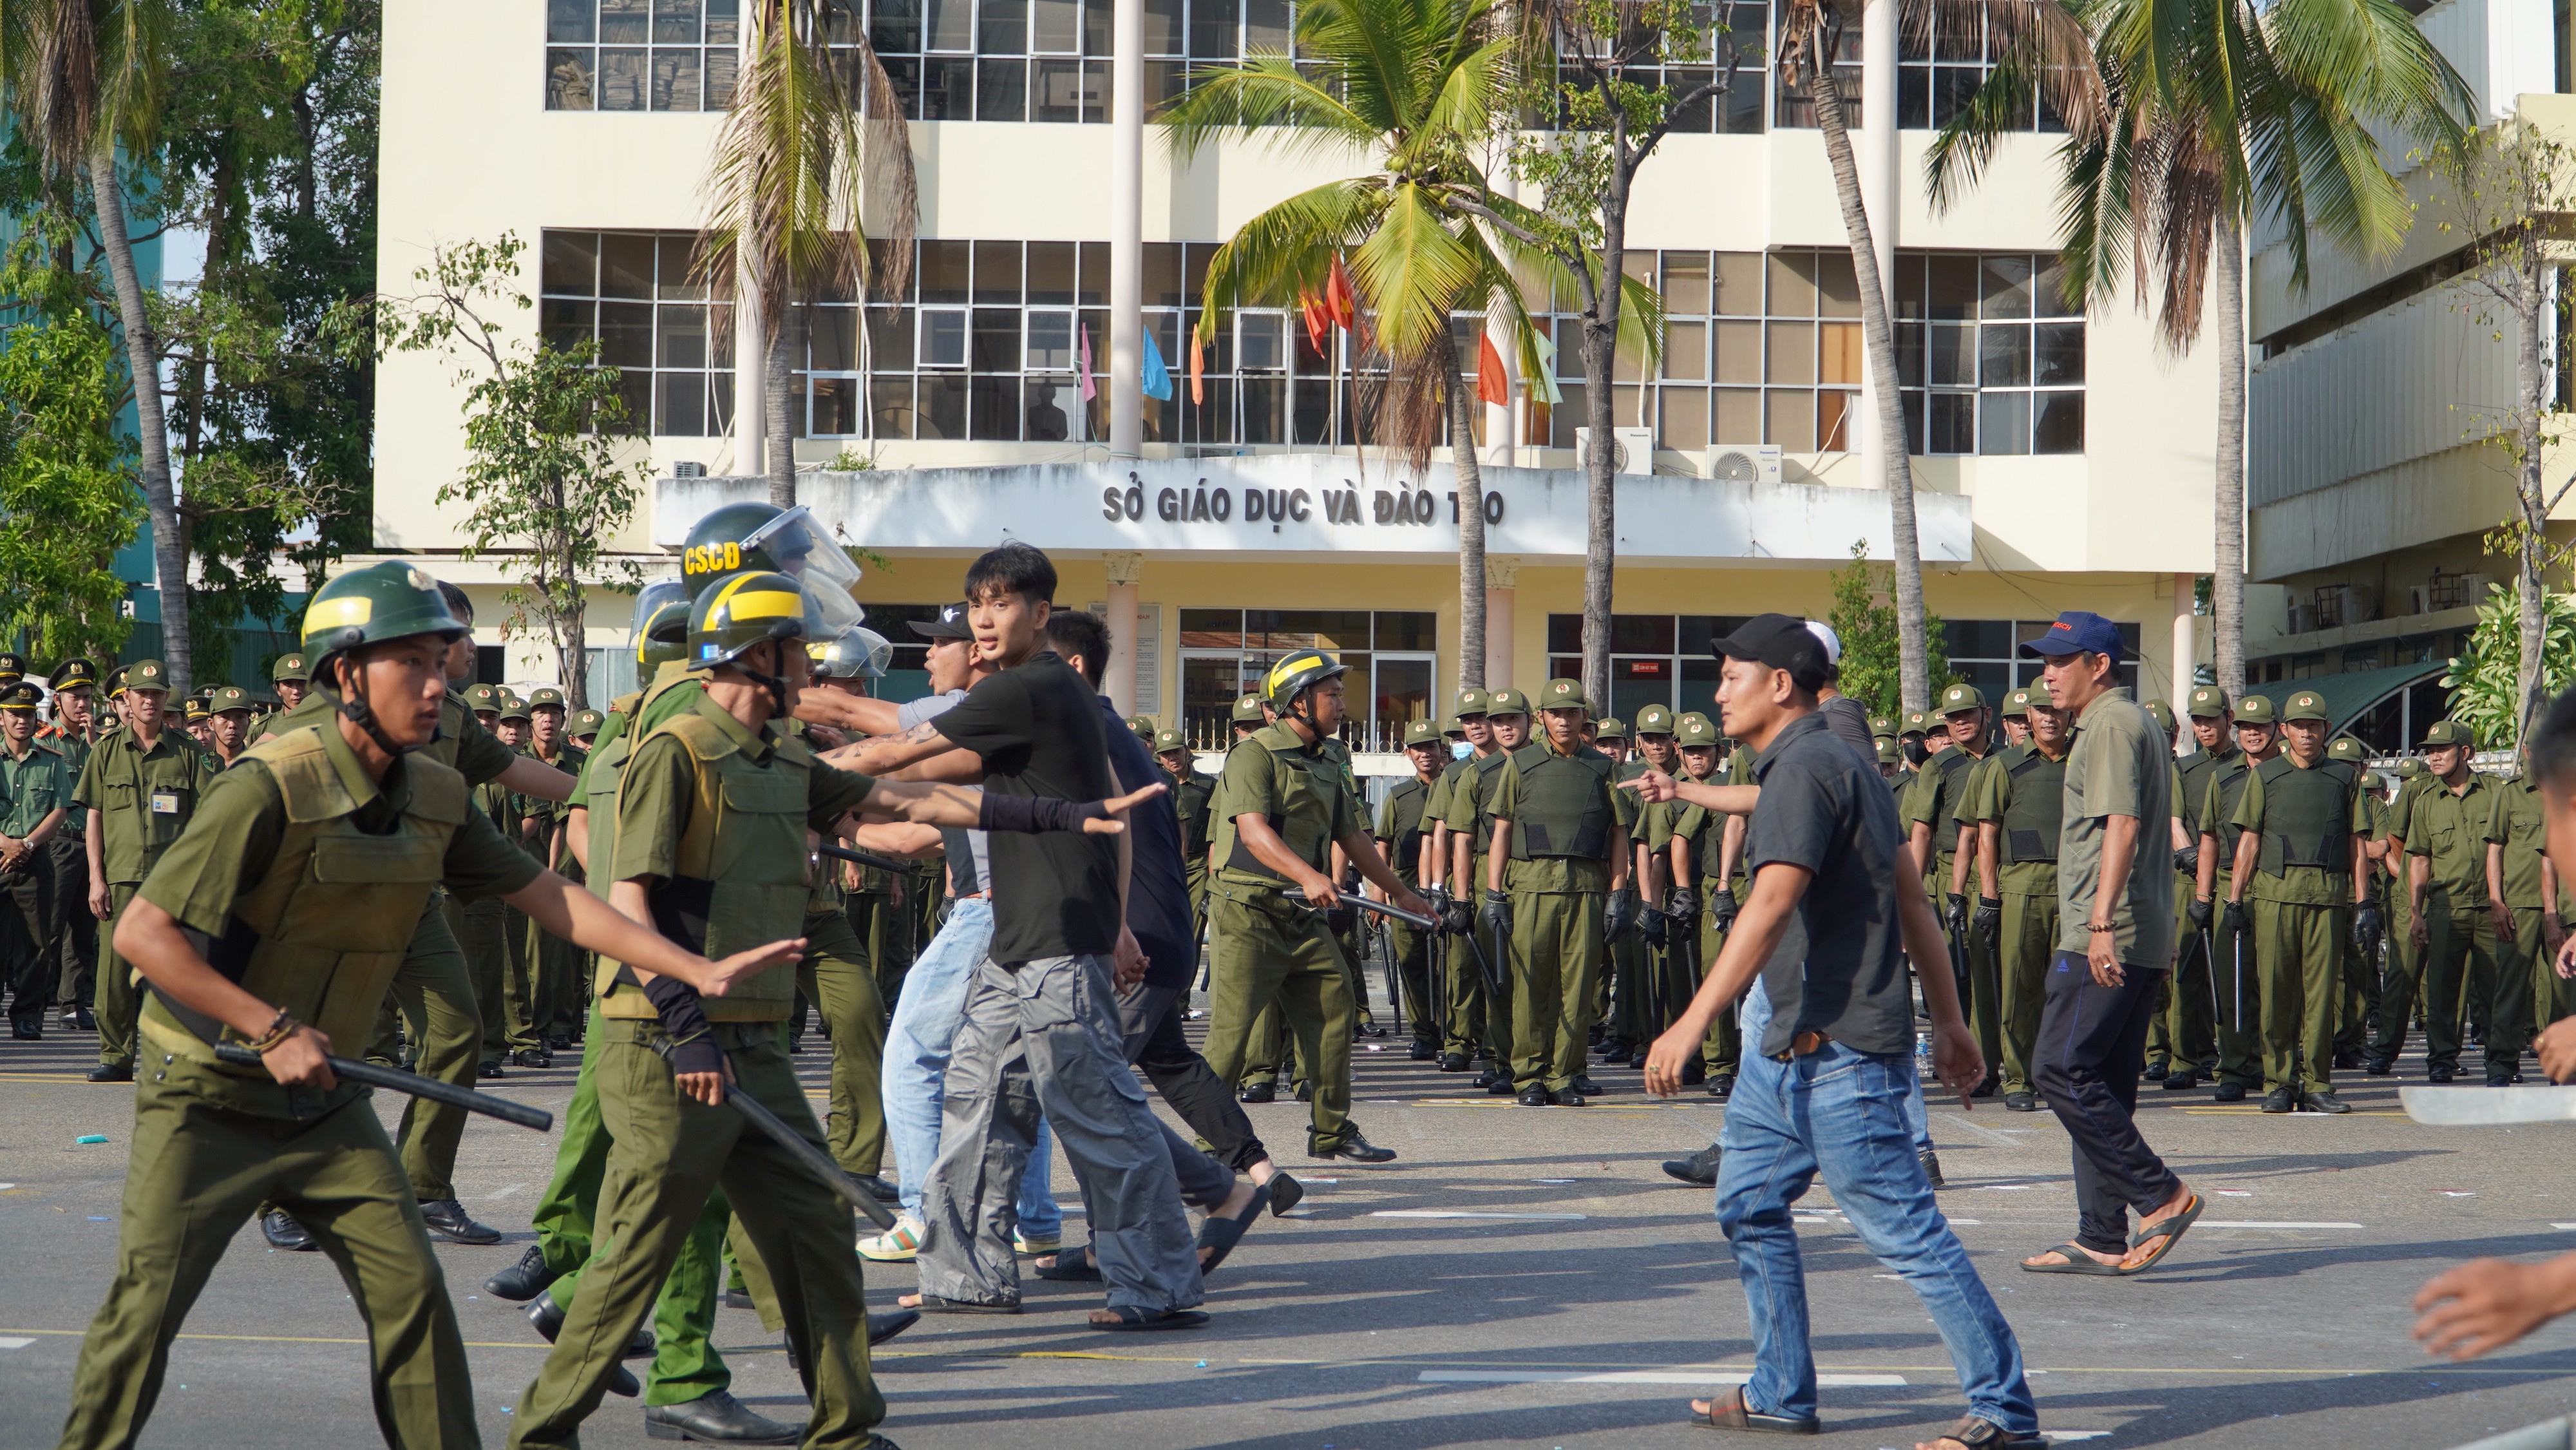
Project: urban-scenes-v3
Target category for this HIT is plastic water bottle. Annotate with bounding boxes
[1915,1031,1933,1082]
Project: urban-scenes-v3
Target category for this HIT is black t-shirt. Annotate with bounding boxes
[1748,711,1914,1058]
[933,651,1119,962]
[1094,694,1194,988]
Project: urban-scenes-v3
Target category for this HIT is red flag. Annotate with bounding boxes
[1189,329,1206,406]
[1300,290,1332,355]
[1477,332,1510,406]
[1324,253,1357,330]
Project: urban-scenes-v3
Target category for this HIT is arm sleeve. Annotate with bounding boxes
[2485,789,2511,844]
[1441,770,1481,832]
[925,673,1027,761]
[1486,762,1520,821]
[134,764,289,937]
[441,809,547,901]
[1600,776,1627,859]
[1372,790,1397,840]
[810,762,878,830]
[1218,741,1277,823]
[2082,726,2146,822]
[2229,768,2266,834]
[451,711,520,787]
[72,749,101,812]
[612,732,699,882]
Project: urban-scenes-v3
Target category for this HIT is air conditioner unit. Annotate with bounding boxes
[1573,426,1658,476]
[1705,443,1785,485]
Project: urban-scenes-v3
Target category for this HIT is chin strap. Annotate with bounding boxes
[740,641,791,723]
[320,662,439,758]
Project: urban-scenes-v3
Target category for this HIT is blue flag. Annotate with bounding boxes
[1141,329,1175,402]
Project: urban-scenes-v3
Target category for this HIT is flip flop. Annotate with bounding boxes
[1196,1182,1273,1275]
[910,1294,1021,1314]
[1034,1245,1104,1283]
[2124,1193,2205,1272]
[1094,1305,1211,1332]
[2018,1243,2126,1275]
[1266,1172,1305,1217]
[1694,1385,1821,1434]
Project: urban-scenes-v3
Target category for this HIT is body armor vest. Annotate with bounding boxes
[2256,756,2357,877]
[1508,745,1613,861]
[1214,733,1336,884]
[2212,758,2255,864]
[1468,750,1511,855]
[2002,748,2069,864]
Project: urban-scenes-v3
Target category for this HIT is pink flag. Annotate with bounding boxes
[1077,323,1098,402]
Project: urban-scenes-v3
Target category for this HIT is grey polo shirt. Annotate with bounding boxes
[1747,711,1915,1059]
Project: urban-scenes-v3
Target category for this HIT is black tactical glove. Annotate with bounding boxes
[1640,904,1669,947]
[1974,895,2002,941]
[1479,888,1513,942]
[2174,844,2199,877]
[2354,900,2384,957]
[1441,899,1475,935]
[1327,903,1357,936]
[2221,900,2249,937]
[1709,888,1739,933]
[1946,892,1970,939]
[2186,896,2213,930]
[1604,890,1638,942]
[641,975,724,1078]
[1667,886,1701,930]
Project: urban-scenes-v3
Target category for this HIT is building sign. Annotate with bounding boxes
[655,455,1973,566]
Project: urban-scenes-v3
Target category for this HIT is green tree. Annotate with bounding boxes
[1164,0,1556,692]
[2443,583,2576,754]
[1828,539,1949,721]
[1927,0,2470,703]
[0,234,146,662]
[383,235,645,710]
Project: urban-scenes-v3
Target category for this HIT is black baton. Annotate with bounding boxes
[817,843,914,875]
[1289,888,1439,933]
[213,1044,554,1132]
[691,1062,900,1231]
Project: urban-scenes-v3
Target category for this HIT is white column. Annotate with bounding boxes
[1858,0,1899,475]
[1104,552,1144,716]
[735,278,764,477]
[1484,556,1518,691]
[2173,572,2197,729]
[1108,0,1145,457]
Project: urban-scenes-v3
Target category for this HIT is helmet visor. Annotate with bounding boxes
[631,578,689,638]
[742,506,865,634]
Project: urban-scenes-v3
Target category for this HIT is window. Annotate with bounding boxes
[1945,618,2139,697]
[1557,2,1769,136]
[547,0,741,111]
[1546,614,1739,722]
[1897,1,2062,132]
[1774,4,1861,129]
[1895,253,2084,456]
[1177,609,1436,751]
[539,231,737,437]
[842,0,1290,121]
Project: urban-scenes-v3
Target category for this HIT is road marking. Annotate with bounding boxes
[2199,1221,2363,1230]
[1370,1210,1587,1221]
[484,1183,525,1200]
[1419,1369,1906,1387]
[0,1338,32,1350]
[2552,1223,2576,1231]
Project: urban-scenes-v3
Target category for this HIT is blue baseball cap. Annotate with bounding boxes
[2018,611,2125,662]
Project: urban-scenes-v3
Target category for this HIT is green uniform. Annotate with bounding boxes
[792,721,889,1181]
[1488,738,1625,1094]
[1427,753,1492,1060]
[1602,757,1646,1047]
[2152,746,2228,1077]
[1175,766,1215,944]
[1970,740,2067,1096]
[1374,770,1439,1044]
[1629,780,1679,1050]
[2338,776,2391,1058]
[1321,737,1377,1031]
[2229,756,2367,1099]
[1667,785,1736,1076]
[2371,774,2433,1068]
[1441,747,1516,1069]
[0,734,73,1028]
[41,723,99,1013]
[73,723,213,1072]
[2399,772,2508,1079]
[1951,747,2009,1080]
[518,741,590,1048]
[2489,772,2566,1033]
[60,722,542,1450]
[510,689,885,1449]
[463,771,519,1065]
[1201,721,1365,1152]
[2196,749,2262,1087]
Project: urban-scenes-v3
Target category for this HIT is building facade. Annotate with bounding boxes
[375,0,2227,719]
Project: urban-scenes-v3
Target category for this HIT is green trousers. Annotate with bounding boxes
[454,896,509,1065]
[2211,877,2264,1088]
[2149,872,2215,1074]
[61,1076,476,1450]
[528,1002,736,1406]
[1997,891,2056,1095]
[2530,908,2576,1029]
[2338,905,2380,1058]
[1444,888,1497,1060]
[800,907,889,1177]
[1388,917,1435,1043]
[1203,886,1357,1151]
[2407,897,2502,1075]
[91,883,139,1071]
[502,904,540,1052]
[1964,905,2003,1085]
[384,902,484,1203]
[507,1020,884,1449]
[1605,892,1642,1040]
[1507,888,1605,1093]
[1695,898,1741,1078]
[2251,897,2345,1097]
[2502,905,2553,1059]
[848,889,917,1009]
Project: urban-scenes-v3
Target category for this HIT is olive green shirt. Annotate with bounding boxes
[613,694,878,886]
[75,725,214,886]
[0,736,75,839]
[1214,721,1358,886]
[2227,758,2370,906]
[2406,772,2498,906]
[1487,738,1625,894]
[264,687,520,787]
[1969,740,2067,898]
[1439,749,1510,862]
[2486,772,2550,911]
[2056,688,2175,966]
[1372,774,1439,885]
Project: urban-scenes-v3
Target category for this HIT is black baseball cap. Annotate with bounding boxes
[1710,613,1830,691]
[2018,611,2126,662]
[910,602,972,640]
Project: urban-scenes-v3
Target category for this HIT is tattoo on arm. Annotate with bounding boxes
[900,720,943,746]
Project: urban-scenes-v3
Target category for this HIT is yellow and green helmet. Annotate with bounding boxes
[300,562,468,673]
[1263,649,1346,709]
[689,570,815,671]
[631,578,692,671]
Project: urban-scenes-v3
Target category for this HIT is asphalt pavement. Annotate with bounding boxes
[5,1002,2576,1450]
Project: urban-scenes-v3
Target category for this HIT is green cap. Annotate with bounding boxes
[1877,738,1900,765]
[2398,757,2424,779]
[1443,718,1466,738]
[1155,728,1189,752]
[1675,712,1720,747]
[1595,718,1627,741]
[301,561,469,665]
[2235,694,2277,725]
[270,653,310,684]
[125,659,169,693]
[2327,736,2367,763]
[1402,718,1443,748]
[497,696,532,723]
[49,656,97,691]
[465,683,501,712]
[2186,685,2230,718]
[184,699,208,723]
[1901,711,1930,734]
[1537,678,1587,712]
[573,709,605,736]
[0,682,40,711]
[1486,687,1530,716]
[1128,714,1157,741]
[1231,693,1267,723]
[1868,714,1896,737]
[2280,689,2329,724]
[2001,689,2032,719]
[529,687,567,711]
[210,686,254,715]
[1634,703,1676,737]
[1454,688,1490,718]
[1938,682,1985,714]
[0,653,26,680]
[2143,698,2176,732]
[2421,718,2477,749]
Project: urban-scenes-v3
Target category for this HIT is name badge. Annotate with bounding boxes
[150,791,181,816]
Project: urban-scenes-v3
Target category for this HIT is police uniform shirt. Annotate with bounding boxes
[2405,773,2499,904]
[1373,772,1437,886]
[2227,758,2369,904]
[75,727,213,886]
[0,735,75,839]
[1215,720,1358,889]
[2486,772,2550,912]
[1175,767,1215,861]
[1439,749,1511,858]
[1971,741,2069,897]
[1485,738,1623,893]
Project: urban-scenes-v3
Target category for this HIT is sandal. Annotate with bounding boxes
[1918,1415,2046,1450]
[1266,1172,1305,1217]
[1034,1245,1104,1283]
[1093,1304,1211,1332]
[2018,1243,2126,1276]
[1197,1182,1272,1275]
[2124,1192,2204,1272]
[1694,1386,1821,1435]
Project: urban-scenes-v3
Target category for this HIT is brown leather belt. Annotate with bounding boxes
[1769,1029,1833,1063]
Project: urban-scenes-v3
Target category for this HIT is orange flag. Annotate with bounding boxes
[1300,290,1332,355]
[1189,330,1206,406]
[1324,253,1357,330]
[1477,332,1510,406]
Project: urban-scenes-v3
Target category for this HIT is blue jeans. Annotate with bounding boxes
[1714,1037,2034,1432]
[1736,981,1935,1154]
[880,898,1060,1237]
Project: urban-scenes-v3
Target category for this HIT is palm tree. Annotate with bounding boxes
[1927,0,2468,700]
[3,0,191,689]
[698,0,917,509]
[1164,0,1553,694]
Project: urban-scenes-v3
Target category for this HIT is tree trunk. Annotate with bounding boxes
[2213,221,2247,702]
[764,318,795,508]
[562,592,591,712]
[1579,160,1628,714]
[90,140,191,695]
[1808,48,1927,711]
[2516,260,2548,749]
[1446,327,1488,692]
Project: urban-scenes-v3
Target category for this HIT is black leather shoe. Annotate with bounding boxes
[87,1062,133,1083]
[1662,1143,1721,1186]
[2304,1089,2352,1114]
[1548,1087,1588,1107]
[262,1208,317,1252]
[1312,1132,1397,1163]
[2142,1062,2170,1082]
[12,1015,39,1040]
[2262,1087,2293,1113]
[2004,1091,2037,1112]
[528,1290,655,1361]
[642,1389,798,1443]
[1705,1074,1734,1101]
[2429,1064,2457,1084]
[1571,1074,1602,1096]
[1515,1085,1549,1106]
[2365,1056,2394,1076]
[2489,1073,2524,1088]
[478,1060,505,1080]
[2212,1081,2247,1102]
[1437,1053,1468,1072]
[2333,1051,2363,1071]
[2160,1072,2201,1091]
[867,1308,920,1346]
[1409,1039,1438,1062]
[1470,1069,1499,1090]
[1680,1060,1708,1086]
[485,1243,559,1302]
[1292,1080,1313,1102]
[73,1006,95,1031]
[851,1174,900,1203]
[1597,1038,1631,1062]
[1236,1080,1275,1103]
[1918,1150,1946,1189]
[1971,1076,1998,1099]
[512,1047,553,1069]
[420,1198,502,1245]
[1486,1075,1516,1096]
